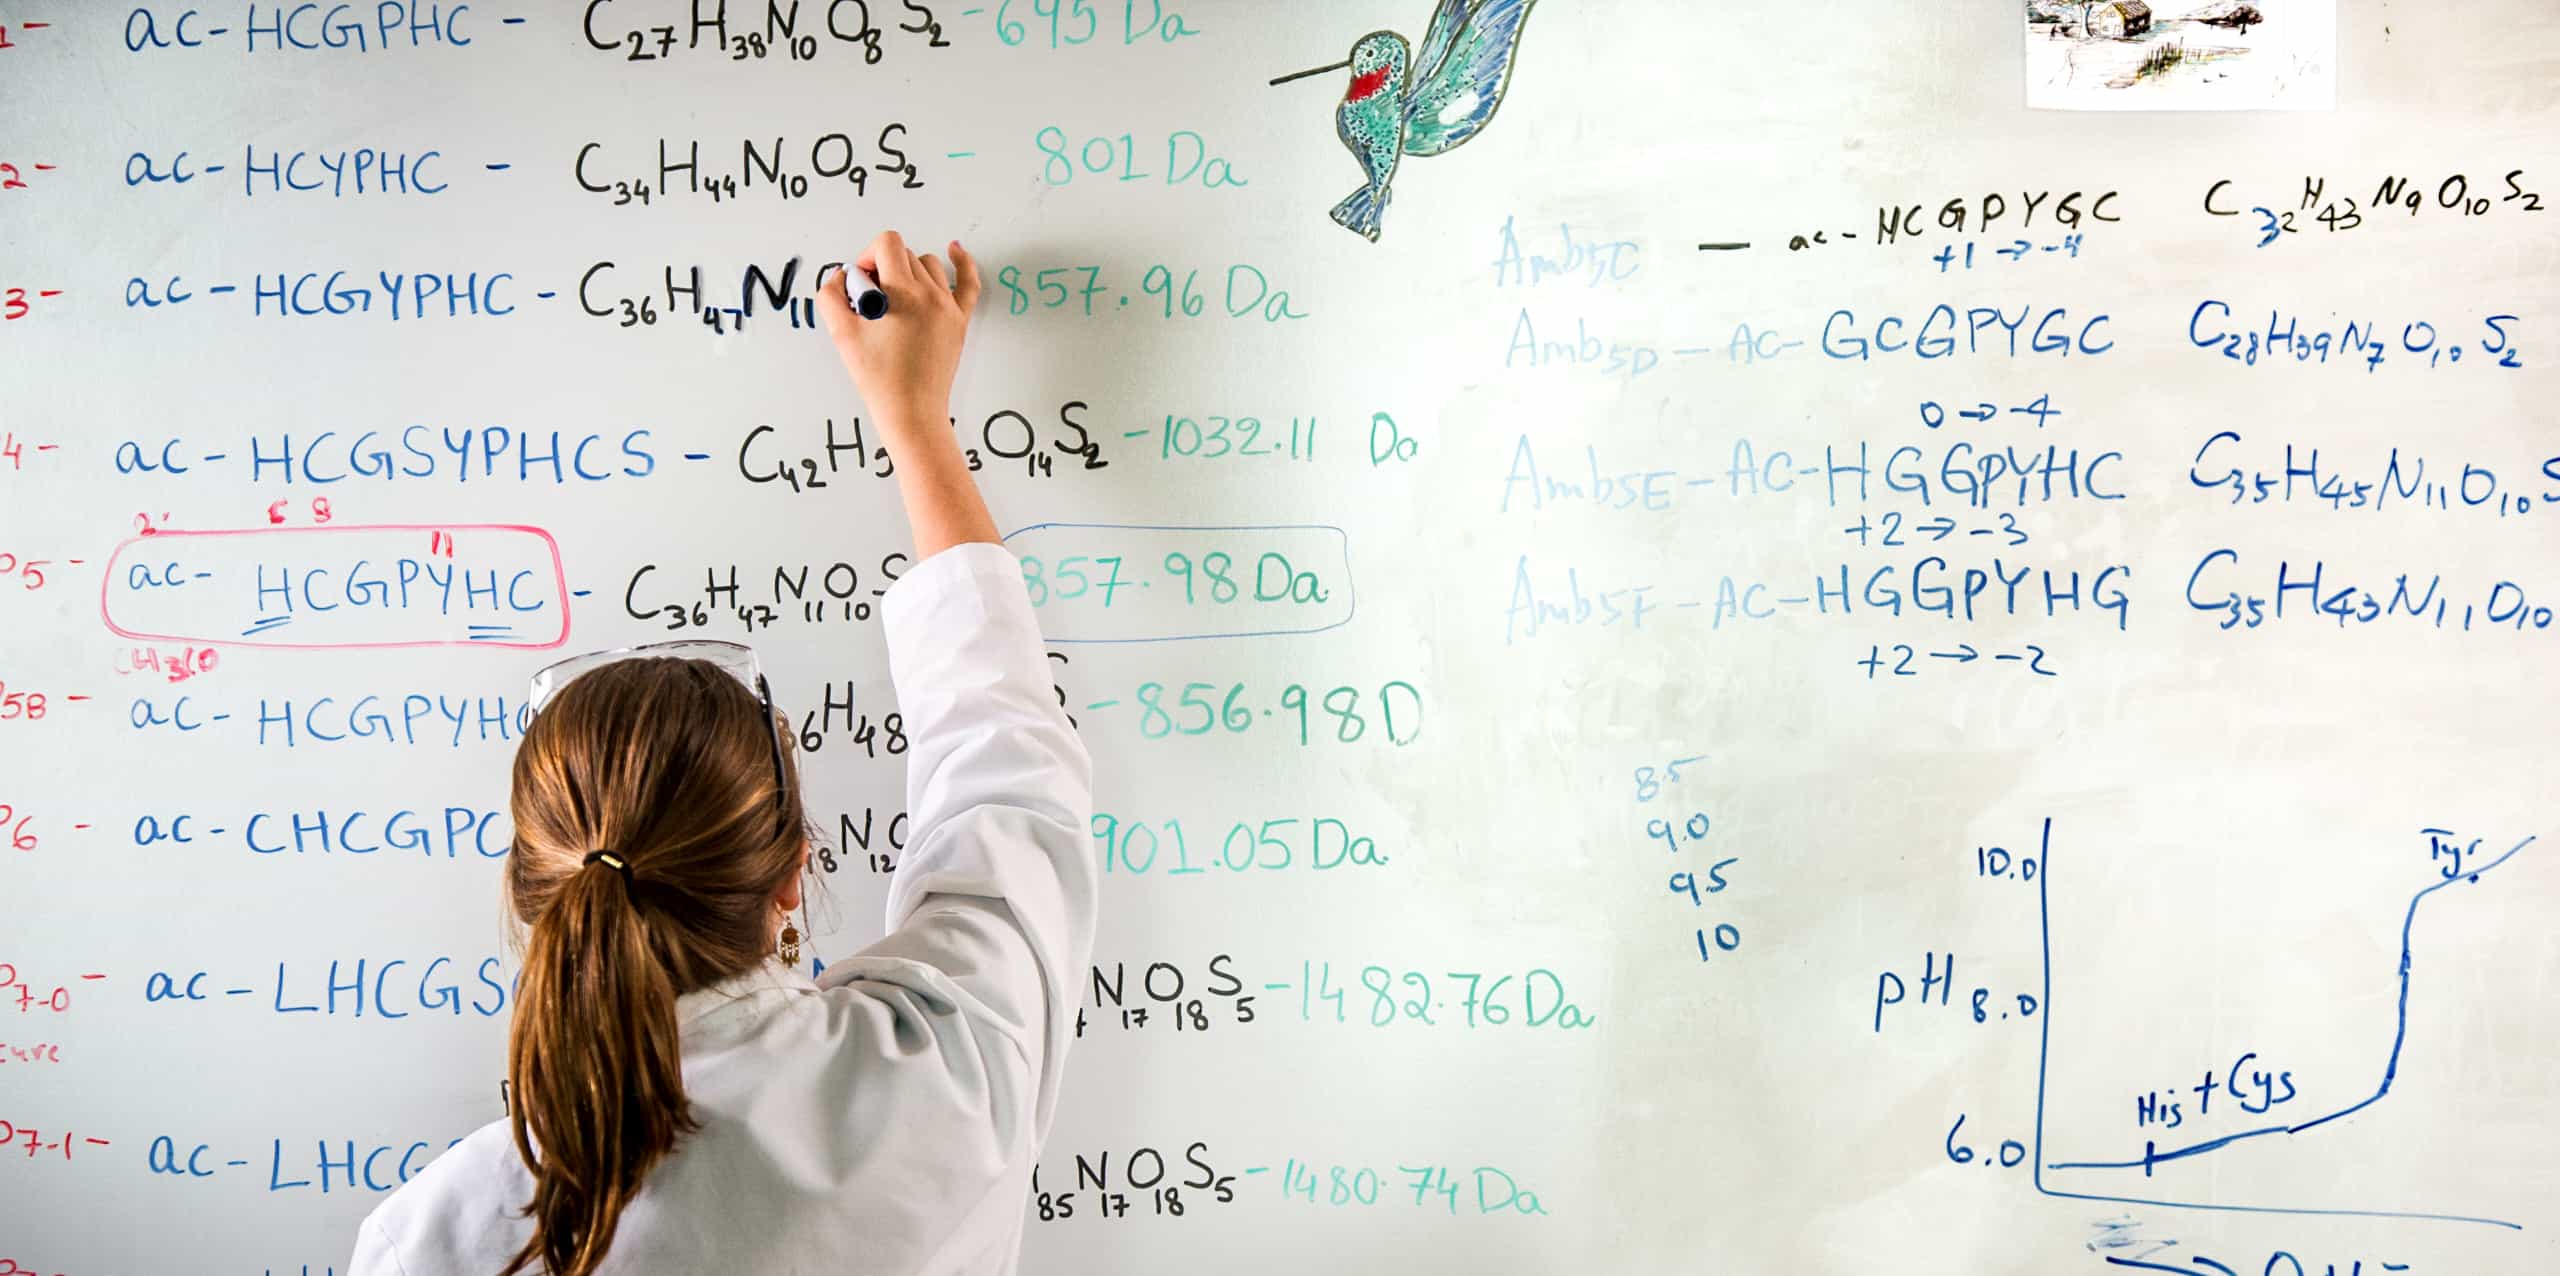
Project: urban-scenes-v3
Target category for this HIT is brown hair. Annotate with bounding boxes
[499,657,807,1275]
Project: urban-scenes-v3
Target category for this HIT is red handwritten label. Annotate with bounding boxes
[111,645,220,682]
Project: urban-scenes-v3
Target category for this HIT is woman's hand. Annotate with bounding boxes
[817,230,1000,558]
[819,230,983,430]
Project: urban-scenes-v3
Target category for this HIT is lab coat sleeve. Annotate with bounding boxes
[347,1213,409,1276]
[840,539,1097,1142]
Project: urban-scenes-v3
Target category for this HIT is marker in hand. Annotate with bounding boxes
[818,234,979,357]
[852,272,889,320]
[849,262,959,319]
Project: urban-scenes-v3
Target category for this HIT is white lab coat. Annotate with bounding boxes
[350,541,1097,1275]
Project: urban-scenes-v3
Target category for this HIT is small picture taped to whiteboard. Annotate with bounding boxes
[1267,0,1540,242]
[2026,1,2336,110]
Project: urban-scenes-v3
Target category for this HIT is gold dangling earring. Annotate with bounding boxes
[777,905,802,967]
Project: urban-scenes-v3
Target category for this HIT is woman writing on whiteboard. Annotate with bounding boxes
[350,231,1097,1275]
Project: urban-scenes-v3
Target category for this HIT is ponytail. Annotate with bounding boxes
[499,656,810,1274]
[501,865,695,1276]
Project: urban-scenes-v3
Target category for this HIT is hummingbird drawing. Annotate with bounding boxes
[1270,0,1540,242]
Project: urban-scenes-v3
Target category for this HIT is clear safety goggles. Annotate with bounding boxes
[525,640,793,837]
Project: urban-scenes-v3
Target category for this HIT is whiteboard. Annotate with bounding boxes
[6,1,2557,1272]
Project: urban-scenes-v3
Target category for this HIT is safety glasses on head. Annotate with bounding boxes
[524,640,793,838]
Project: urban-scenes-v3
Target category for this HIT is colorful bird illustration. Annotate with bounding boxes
[1270,0,1540,242]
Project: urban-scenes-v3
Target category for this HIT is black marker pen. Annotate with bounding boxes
[853,272,889,320]
[818,261,891,320]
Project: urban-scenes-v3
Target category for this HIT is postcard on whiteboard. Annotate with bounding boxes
[2026,1,2336,110]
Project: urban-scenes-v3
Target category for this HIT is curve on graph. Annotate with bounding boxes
[2045,835,2533,1174]
[2030,824,2534,1229]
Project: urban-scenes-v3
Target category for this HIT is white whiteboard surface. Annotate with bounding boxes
[5,1,2558,1272]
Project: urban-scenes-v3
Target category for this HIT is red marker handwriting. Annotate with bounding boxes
[0,1119,106,1160]
[0,965,76,1013]
[0,433,58,471]
[0,803,36,852]
[265,496,333,525]
[112,645,220,683]
[0,682,51,721]
[0,552,62,590]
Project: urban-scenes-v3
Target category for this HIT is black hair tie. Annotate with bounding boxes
[583,849,631,879]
